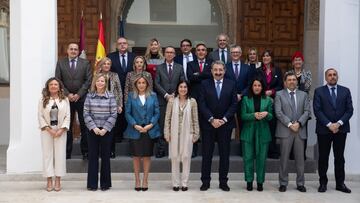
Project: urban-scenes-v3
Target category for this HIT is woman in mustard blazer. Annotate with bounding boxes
[241,77,273,192]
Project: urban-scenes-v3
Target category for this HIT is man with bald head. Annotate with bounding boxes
[313,68,353,193]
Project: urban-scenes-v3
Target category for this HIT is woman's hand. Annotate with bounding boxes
[93,127,101,135]
[54,128,65,137]
[117,106,122,114]
[265,90,273,96]
[134,125,145,133]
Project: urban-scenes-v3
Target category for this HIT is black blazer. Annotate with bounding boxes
[225,62,254,96]
[255,66,283,98]
[186,59,212,101]
[174,53,197,66]
[313,85,353,134]
[198,78,238,130]
[108,51,136,90]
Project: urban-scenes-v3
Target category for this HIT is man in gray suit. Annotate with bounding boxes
[208,33,231,64]
[274,72,310,192]
[55,43,92,160]
[154,46,185,158]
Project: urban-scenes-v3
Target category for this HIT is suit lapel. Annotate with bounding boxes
[324,86,336,109]
[62,59,73,78]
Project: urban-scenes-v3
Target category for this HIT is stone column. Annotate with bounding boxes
[7,0,57,173]
[319,0,360,174]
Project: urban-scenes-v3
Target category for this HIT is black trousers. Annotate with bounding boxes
[317,132,347,185]
[201,127,232,185]
[67,99,88,156]
[155,105,167,154]
[111,112,127,154]
[87,130,113,189]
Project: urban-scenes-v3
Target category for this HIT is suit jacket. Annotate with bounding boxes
[313,85,353,134]
[38,97,71,130]
[255,66,283,98]
[174,53,197,66]
[208,48,231,64]
[154,62,185,105]
[124,92,161,139]
[198,78,238,130]
[55,57,92,98]
[225,62,254,96]
[240,96,273,143]
[274,89,311,139]
[186,59,212,100]
[107,51,136,90]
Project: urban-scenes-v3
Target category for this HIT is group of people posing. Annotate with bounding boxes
[37,34,353,194]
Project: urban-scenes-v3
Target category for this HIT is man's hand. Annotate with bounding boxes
[237,94,242,102]
[73,94,80,102]
[68,93,74,102]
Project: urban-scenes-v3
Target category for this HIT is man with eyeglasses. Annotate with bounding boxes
[174,39,197,81]
[154,46,185,158]
[55,42,92,160]
[187,43,212,158]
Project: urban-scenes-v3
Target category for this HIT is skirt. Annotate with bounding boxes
[129,133,154,157]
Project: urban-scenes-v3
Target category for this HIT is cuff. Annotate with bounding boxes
[287,122,292,128]
[222,117,228,123]
[208,117,214,123]
[326,122,332,127]
[337,120,344,126]
[164,93,169,99]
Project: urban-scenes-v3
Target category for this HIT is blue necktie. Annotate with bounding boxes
[234,63,239,79]
[216,80,221,99]
[331,87,337,107]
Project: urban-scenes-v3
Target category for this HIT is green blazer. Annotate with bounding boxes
[240,96,273,143]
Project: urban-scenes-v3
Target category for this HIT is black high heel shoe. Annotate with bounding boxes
[134,187,142,191]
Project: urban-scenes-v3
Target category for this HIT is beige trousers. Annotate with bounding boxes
[41,126,67,177]
[171,157,191,187]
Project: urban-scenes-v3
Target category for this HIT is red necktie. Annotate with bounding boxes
[199,61,204,73]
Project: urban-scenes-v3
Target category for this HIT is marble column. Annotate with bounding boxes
[7,0,57,173]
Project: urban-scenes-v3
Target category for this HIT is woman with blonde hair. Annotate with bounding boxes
[38,77,70,192]
[84,73,118,191]
[124,56,153,102]
[245,47,262,69]
[144,38,164,79]
[97,57,123,158]
[124,73,161,191]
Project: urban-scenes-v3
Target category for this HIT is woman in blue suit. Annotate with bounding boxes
[124,73,161,191]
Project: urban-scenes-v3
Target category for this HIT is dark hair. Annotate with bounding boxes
[248,77,266,98]
[325,68,337,76]
[180,39,192,47]
[164,46,176,53]
[283,71,297,81]
[174,80,191,99]
[196,43,207,49]
[261,49,274,59]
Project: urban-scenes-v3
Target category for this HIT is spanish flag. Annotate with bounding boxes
[95,13,105,69]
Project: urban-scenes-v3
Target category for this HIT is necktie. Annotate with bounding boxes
[221,49,226,63]
[199,61,204,73]
[290,91,296,120]
[121,54,126,72]
[331,87,337,107]
[70,59,75,72]
[168,64,173,79]
[234,63,239,79]
[216,80,221,99]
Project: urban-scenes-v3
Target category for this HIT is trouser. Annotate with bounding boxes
[111,112,126,154]
[87,129,113,189]
[317,132,347,185]
[41,126,67,177]
[67,99,88,156]
[279,134,305,186]
[201,127,232,185]
[171,157,192,187]
[242,140,269,184]
[156,105,167,154]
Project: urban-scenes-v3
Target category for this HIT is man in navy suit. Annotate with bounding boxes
[313,68,353,193]
[107,37,136,157]
[198,60,238,191]
[174,39,197,81]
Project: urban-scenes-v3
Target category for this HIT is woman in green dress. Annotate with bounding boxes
[241,77,273,191]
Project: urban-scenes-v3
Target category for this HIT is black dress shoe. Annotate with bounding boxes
[82,153,88,160]
[173,187,180,191]
[191,150,197,158]
[141,187,148,191]
[87,187,97,191]
[318,184,327,193]
[181,187,188,191]
[246,182,253,191]
[279,185,287,192]
[110,152,115,159]
[155,152,165,158]
[134,187,141,191]
[219,184,230,192]
[101,187,109,191]
[336,184,351,193]
[297,185,307,192]
[200,183,210,191]
[66,154,71,159]
[257,183,263,191]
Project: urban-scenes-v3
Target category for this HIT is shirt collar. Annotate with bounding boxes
[119,52,128,57]
[287,88,297,94]
[69,57,78,62]
[214,79,224,83]
[327,84,337,90]
[232,61,241,65]
[167,61,174,66]
[184,53,193,58]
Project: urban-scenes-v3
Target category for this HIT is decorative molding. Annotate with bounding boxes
[307,0,319,30]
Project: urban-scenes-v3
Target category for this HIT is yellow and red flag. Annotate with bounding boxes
[95,13,105,70]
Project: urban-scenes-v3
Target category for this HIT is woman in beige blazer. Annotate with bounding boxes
[164,80,199,191]
[38,77,70,192]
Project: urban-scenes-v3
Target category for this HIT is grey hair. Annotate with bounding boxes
[211,60,226,70]
[216,33,229,41]
[229,44,242,53]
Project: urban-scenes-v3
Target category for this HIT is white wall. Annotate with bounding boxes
[319,0,360,174]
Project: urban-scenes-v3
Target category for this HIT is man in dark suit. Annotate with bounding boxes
[154,46,185,158]
[313,68,353,193]
[107,37,136,158]
[198,60,238,191]
[55,43,92,160]
[208,33,231,64]
[174,39,197,81]
[186,43,212,158]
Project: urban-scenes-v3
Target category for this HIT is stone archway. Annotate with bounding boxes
[108,0,238,50]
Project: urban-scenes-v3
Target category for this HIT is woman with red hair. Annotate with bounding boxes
[288,51,312,93]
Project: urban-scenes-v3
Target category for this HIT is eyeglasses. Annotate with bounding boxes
[231,51,241,54]
[165,52,175,54]
[181,44,191,47]
[69,48,78,51]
